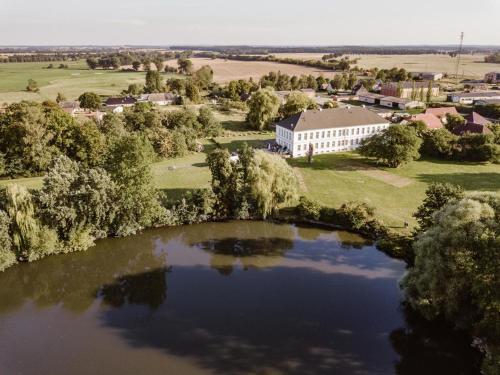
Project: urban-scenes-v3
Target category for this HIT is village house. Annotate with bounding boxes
[425,107,459,124]
[274,107,390,158]
[484,72,500,84]
[448,91,500,104]
[104,96,137,108]
[58,100,81,116]
[410,113,443,129]
[452,112,492,136]
[381,81,439,99]
[140,93,177,106]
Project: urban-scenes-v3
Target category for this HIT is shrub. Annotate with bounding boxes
[296,196,321,220]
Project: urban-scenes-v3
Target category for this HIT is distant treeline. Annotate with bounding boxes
[194,52,355,71]
[175,45,500,55]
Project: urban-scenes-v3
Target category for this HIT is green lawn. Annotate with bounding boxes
[0,60,182,104]
[289,153,500,231]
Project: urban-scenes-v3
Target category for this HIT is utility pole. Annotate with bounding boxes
[455,32,464,84]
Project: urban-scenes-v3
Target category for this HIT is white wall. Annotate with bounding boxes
[276,123,390,158]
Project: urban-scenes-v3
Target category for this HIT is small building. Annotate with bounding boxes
[484,72,500,84]
[59,101,81,116]
[140,93,177,106]
[410,113,443,129]
[410,72,444,81]
[380,96,425,110]
[381,81,440,99]
[466,112,490,127]
[448,91,500,104]
[474,98,500,106]
[274,107,390,158]
[358,92,385,105]
[104,96,137,108]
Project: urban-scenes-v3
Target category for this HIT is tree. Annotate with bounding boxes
[145,70,163,93]
[197,107,221,137]
[421,128,458,158]
[0,210,15,271]
[426,81,433,103]
[280,91,317,118]
[105,135,164,236]
[413,182,464,232]
[153,57,164,72]
[61,121,107,167]
[403,192,499,374]
[445,113,466,131]
[358,125,422,167]
[4,184,59,262]
[86,57,98,70]
[246,88,280,130]
[194,65,214,89]
[177,58,194,75]
[123,83,143,96]
[185,80,201,103]
[26,79,39,92]
[78,92,101,111]
[132,61,141,71]
[246,151,298,219]
[56,92,66,103]
[38,156,117,242]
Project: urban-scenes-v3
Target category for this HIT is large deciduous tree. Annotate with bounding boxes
[280,91,317,118]
[358,125,422,167]
[78,92,101,111]
[145,70,163,93]
[246,88,280,130]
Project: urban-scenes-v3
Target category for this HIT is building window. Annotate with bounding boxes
[327,131,331,138]
[356,128,360,135]
[304,133,308,141]
[333,130,336,137]
[321,131,325,138]
[362,128,365,134]
[327,142,330,148]
[321,142,324,148]
[316,132,319,139]
[298,145,301,151]
[315,143,318,149]
[298,133,302,141]
[351,129,354,135]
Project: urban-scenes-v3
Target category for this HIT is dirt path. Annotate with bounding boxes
[293,168,308,192]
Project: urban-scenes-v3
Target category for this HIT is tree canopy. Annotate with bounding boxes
[246,88,280,130]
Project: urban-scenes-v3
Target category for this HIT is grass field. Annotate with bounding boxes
[289,153,500,230]
[0,60,181,104]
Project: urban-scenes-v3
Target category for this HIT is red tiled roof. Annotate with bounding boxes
[411,114,443,129]
[452,123,493,136]
[466,112,489,126]
[425,107,458,117]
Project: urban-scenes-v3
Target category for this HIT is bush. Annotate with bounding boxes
[376,232,414,264]
[296,196,321,220]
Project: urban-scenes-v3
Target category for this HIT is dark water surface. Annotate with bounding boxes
[0,221,481,375]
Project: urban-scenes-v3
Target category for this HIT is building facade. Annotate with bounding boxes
[381,81,439,99]
[448,91,500,104]
[275,107,390,158]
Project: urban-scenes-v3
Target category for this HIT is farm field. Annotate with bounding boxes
[273,53,495,79]
[164,57,337,83]
[0,60,180,104]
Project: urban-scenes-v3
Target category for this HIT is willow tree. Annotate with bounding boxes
[247,151,298,219]
[5,184,58,262]
[403,192,500,374]
[246,88,280,130]
[0,210,15,271]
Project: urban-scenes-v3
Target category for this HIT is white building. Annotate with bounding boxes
[275,107,390,158]
[448,91,500,104]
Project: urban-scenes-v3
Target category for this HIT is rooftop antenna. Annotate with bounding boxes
[455,32,464,84]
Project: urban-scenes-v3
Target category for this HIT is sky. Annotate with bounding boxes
[1,0,499,46]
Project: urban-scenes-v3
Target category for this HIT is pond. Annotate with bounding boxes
[0,221,481,375]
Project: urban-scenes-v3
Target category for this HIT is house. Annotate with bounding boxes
[410,113,443,129]
[274,107,390,158]
[410,72,444,81]
[59,101,81,116]
[425,107,459,124]
[466,112,490,127]
[452,111,492,136]
[484,72,500,84]
[380,96,425,110]
[140,93,177,106]
[381,81,439,99]
[104,96,137,108]
[448,91,500,104]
